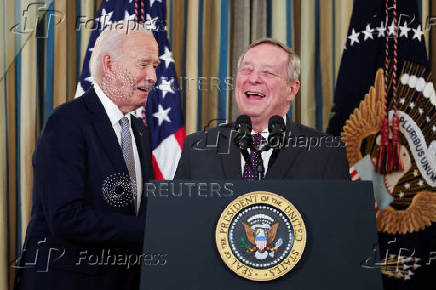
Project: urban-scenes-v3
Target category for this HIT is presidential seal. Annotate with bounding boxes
[216,191,306,281]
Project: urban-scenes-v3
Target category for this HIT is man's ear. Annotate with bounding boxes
[287,80,300,102]
[102,54,113,74]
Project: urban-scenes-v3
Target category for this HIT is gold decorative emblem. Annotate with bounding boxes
[343,65,436,234]
[215,191,306,281]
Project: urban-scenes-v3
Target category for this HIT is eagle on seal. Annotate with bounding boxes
[242,222,279,253]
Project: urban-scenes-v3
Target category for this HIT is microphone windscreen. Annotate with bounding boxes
[235,115,252,131]
[268,115,285,132]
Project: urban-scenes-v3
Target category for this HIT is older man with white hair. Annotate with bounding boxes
[175,38,350,180]
[15,21,158,290]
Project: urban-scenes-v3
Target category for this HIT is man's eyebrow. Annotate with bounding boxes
[240,61,254,66]
[240,62,278,71]
[138,58,151,62]
[262,65,278,70]
[139,58,161,65]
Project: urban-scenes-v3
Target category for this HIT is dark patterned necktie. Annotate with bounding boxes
[243,133,263,180]
[119,117,137,213]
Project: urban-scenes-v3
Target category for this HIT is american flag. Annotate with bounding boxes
[75,0,185,180]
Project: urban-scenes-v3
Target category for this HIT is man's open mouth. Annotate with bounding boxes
[137,87,149,92]
[245,91,266,99]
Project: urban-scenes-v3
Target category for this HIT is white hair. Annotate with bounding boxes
[237,38,301,83]
[89,20,154,80]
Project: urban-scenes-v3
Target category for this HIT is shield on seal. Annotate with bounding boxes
[255,230,267,251]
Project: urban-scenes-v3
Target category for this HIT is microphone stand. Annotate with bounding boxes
[254,143,270,181]
[241,149,251,170]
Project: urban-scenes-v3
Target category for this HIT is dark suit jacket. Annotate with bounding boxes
[175,116,350,180]
[15,88,153,290]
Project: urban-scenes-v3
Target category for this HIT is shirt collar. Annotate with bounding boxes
[93,81,131,126]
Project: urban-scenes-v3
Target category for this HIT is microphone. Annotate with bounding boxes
[266,116,286,172]
[267,115,286,150]
[234,115,258,179]
[234,115,253,150]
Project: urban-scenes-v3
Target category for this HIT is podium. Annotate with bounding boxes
[140,180,383,290]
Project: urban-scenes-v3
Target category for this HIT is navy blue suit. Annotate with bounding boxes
[15,88,153,290]
[175,116,350,180]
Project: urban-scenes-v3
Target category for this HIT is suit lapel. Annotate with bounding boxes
[130,117,153,181]
[266,115,303,179]
[83,88,128,175]
[130,117,147,215]
[218,127,243,179]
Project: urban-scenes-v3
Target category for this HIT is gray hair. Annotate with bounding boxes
[89,20,154,79]
[237,38,301,83]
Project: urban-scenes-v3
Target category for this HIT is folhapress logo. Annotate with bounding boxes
[10,2,65,38]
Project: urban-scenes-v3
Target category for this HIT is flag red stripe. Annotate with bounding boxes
[174,126,186,149]
[152,154,164,180]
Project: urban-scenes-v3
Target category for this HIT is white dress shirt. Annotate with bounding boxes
[240,116,286,177]
[93,82,143,213]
